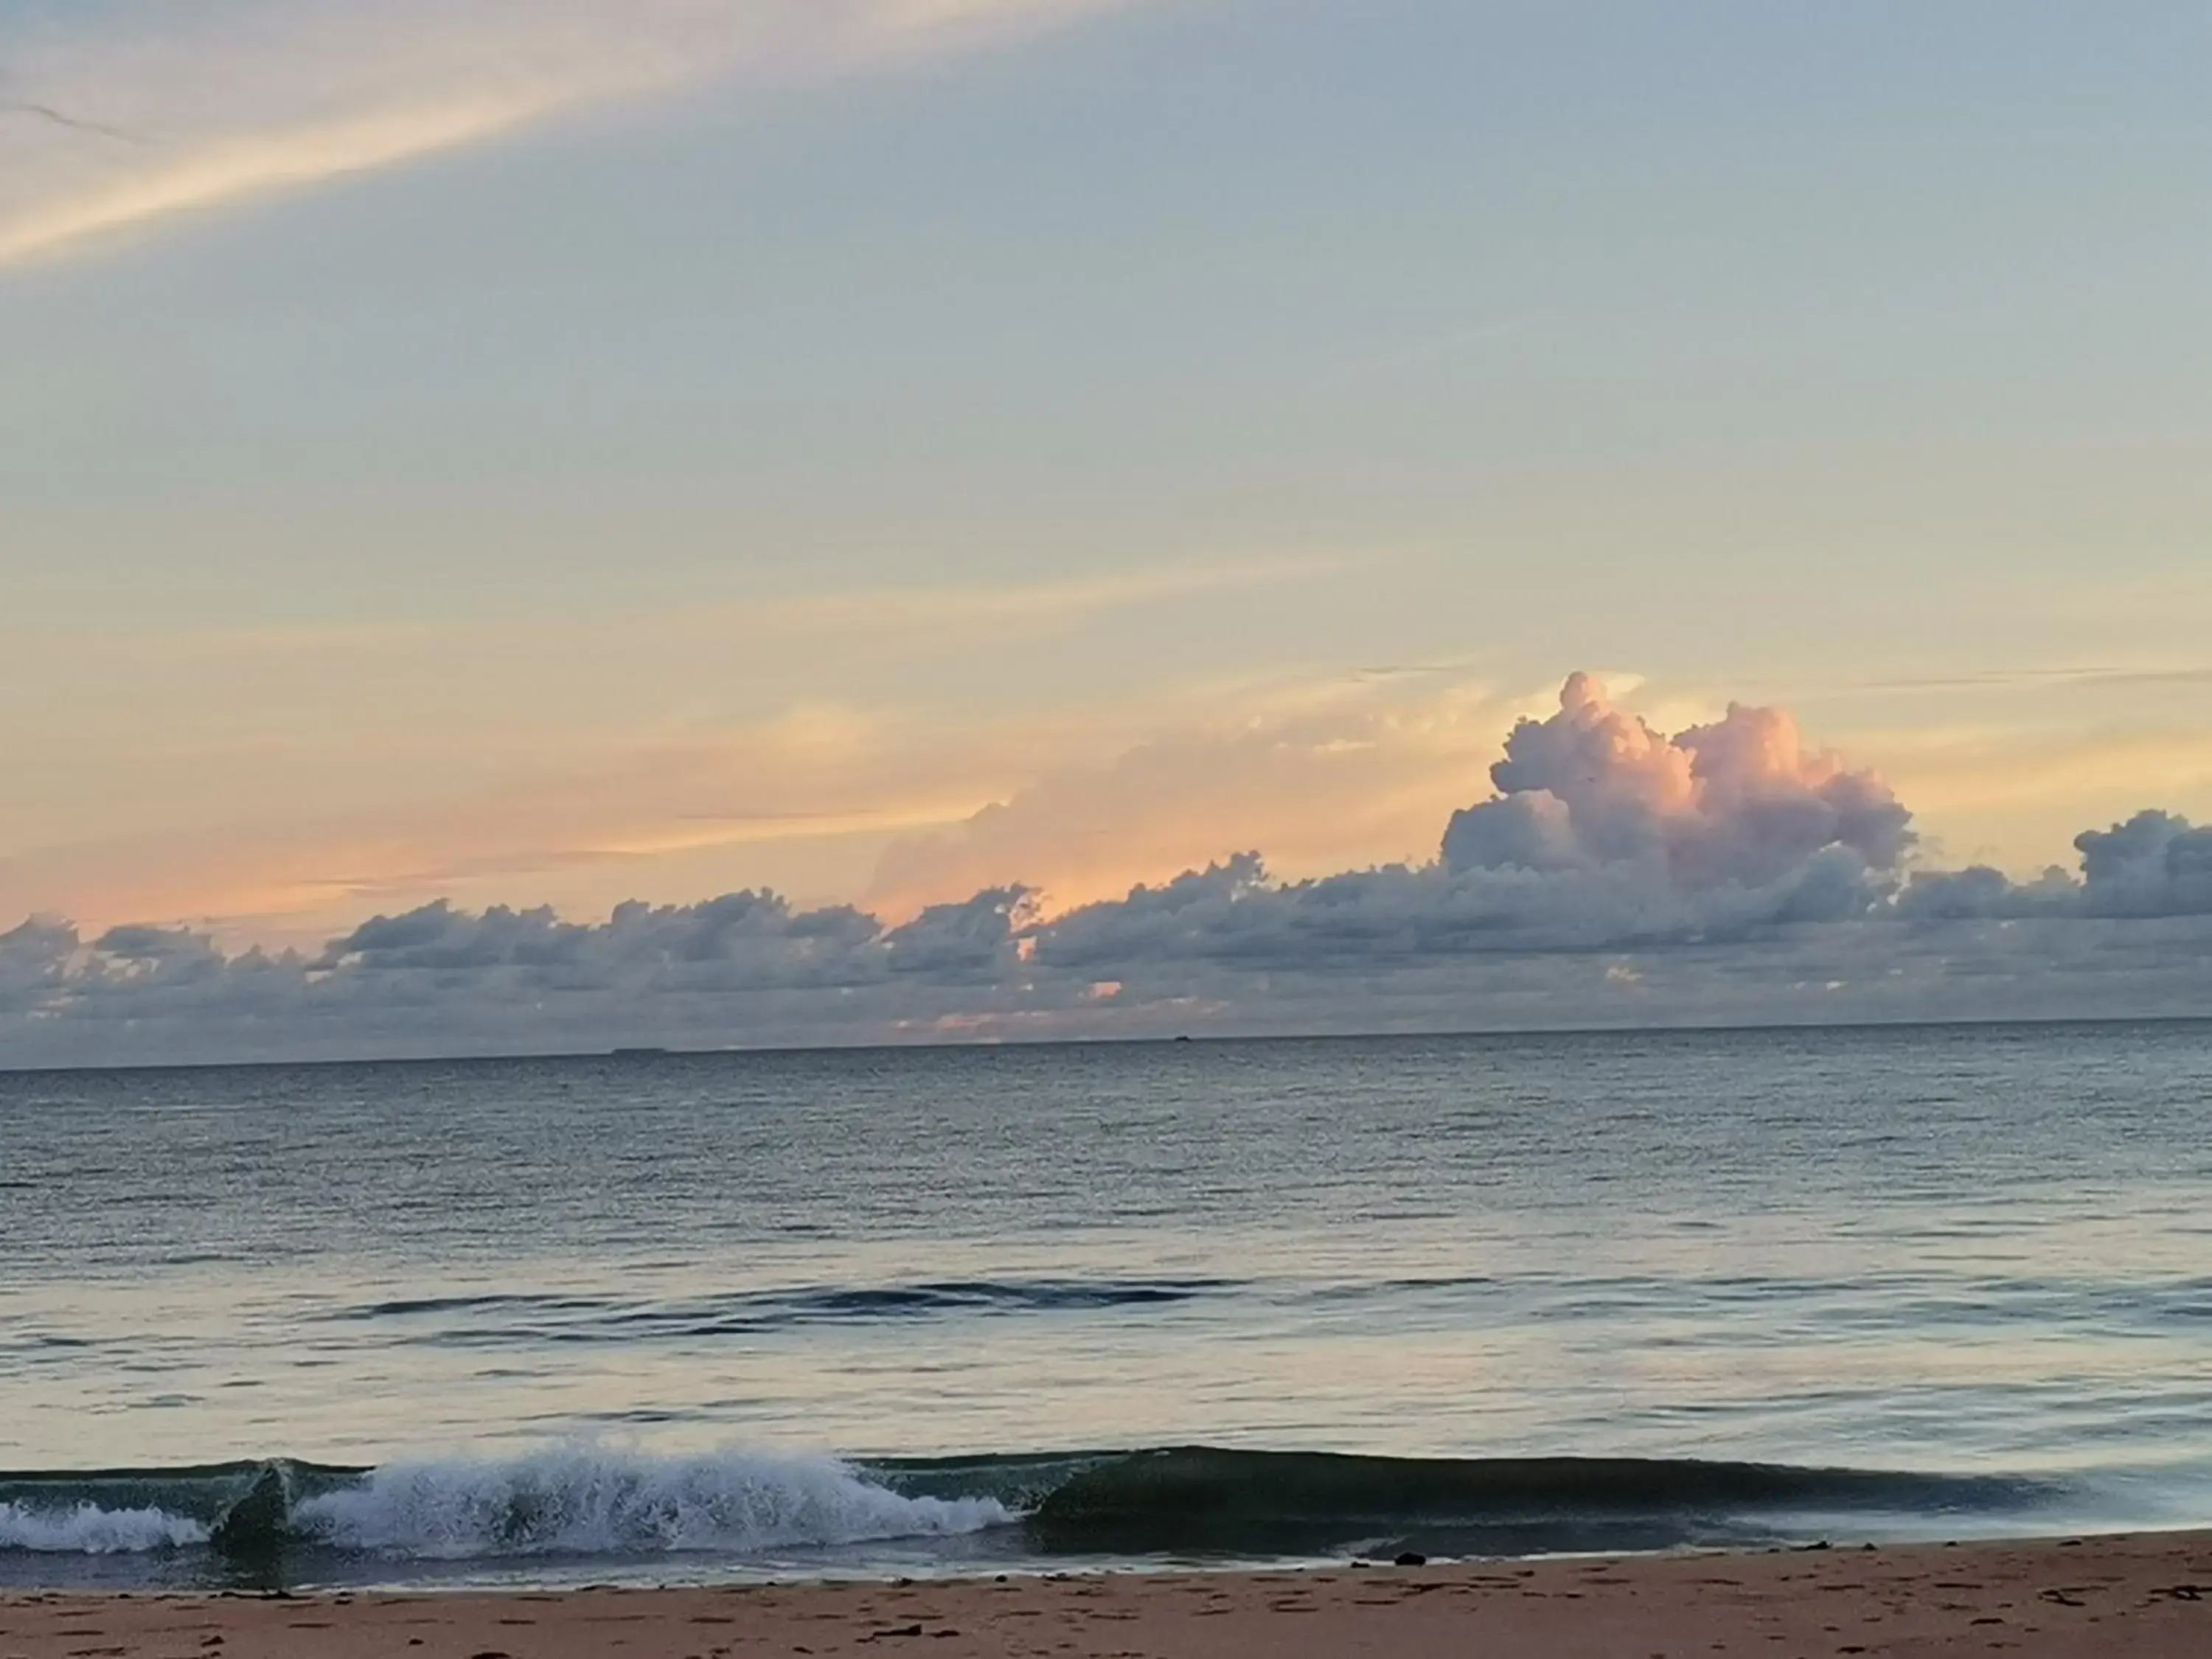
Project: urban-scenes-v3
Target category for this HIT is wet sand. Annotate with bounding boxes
[5,1531,2211,1658]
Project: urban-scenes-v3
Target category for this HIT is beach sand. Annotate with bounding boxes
[6,1532,2210,1658]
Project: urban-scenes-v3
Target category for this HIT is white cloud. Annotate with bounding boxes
[1442,672,1913,887]
[1901,808,2212,922]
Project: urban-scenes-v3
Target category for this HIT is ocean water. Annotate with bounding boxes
[4,1022,2212,1589]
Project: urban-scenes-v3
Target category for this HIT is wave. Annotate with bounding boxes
[0,1452,1008,1561]
[0,1501,209,1554]
[333,1278,1237,1345]
[1002,1447,2053,1556]
[0,1445,2059,1564]
[289,1449,1009,1559]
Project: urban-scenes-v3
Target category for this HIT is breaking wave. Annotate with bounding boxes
[0,1444,2059,1563]
[0,1450,1008,1561]
[291,1448,1010,1557]
[0,1501,209,1554]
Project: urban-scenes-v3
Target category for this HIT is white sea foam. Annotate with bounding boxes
[0,1501,209,1554]
[291,1447,1014,1558]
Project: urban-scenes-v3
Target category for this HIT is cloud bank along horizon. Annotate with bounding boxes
[10,675,2212,1065]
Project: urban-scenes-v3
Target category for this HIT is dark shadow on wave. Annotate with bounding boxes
[914,1447,2064,1559]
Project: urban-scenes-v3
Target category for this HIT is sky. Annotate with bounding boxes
[4,1,2211,1061]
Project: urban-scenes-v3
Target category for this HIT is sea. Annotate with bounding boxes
[4,1021,2212,1591]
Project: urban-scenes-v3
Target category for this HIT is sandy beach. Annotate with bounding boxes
[7,1532,2211,1659]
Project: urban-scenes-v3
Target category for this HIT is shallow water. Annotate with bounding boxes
[5,1022,2211,1586]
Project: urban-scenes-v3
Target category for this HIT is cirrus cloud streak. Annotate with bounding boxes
[0,0,1144,267]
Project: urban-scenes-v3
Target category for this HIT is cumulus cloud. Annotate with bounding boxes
[1899,807,2212,921]
[2075,810,2212,916]
[9,674,2212,1067]
[310,885,1044,990]
[1028,674,1918,975]
[1443,672,1913,886]
[0,886,1068,1065]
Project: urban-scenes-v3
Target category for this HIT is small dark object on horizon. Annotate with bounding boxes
[1394,1551,1427,1567]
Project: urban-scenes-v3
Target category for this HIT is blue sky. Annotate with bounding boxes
[4,0,2211,976]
